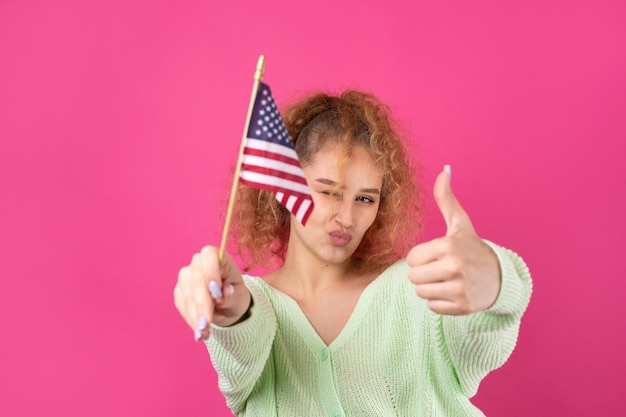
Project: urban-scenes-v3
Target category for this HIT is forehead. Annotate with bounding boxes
[304,142,383,187]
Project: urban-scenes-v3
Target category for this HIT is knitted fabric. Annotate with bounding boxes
[207,241,532,416]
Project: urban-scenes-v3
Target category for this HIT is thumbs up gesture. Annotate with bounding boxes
[407,166,501,315]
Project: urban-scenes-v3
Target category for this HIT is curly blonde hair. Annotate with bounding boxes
[232,89,422,273]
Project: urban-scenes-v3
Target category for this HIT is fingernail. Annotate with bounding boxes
[194,315,208,341]
[226,284,234,297]
[444,164,451,180]
[209,281,223,299]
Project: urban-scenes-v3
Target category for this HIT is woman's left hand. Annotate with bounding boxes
[406,167,501,315]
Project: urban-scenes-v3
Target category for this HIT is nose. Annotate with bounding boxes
[334,199,355,229]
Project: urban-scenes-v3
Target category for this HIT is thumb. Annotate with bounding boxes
[434,165,474,236]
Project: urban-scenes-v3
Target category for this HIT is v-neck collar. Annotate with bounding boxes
[258,268,393,352]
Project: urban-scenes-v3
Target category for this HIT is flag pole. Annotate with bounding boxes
[218,55,266,263]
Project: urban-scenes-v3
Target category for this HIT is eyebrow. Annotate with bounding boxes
[314,178,380,195]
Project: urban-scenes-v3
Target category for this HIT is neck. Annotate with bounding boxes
[284,249,354,290]
[263,239,361,298]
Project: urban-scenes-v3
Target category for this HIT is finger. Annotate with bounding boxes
[190,265,214,325]
[406,237,454,267]
[213,251,244,309]
[426,299,467,316]
[176,262,210,341]
[177,264,199,328]
[433,165,474,236]
[408,259,458,285]
[200,246,223,288]
[214,282,235,306]
[209,280,223,299]
[193,315,208,341]
[189,253,216,339]
[200,246,238,303]
[414,280,459,302]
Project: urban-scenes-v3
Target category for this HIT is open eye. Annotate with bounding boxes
[357,196,376,204]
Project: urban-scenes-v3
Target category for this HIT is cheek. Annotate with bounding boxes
[308,197,334,222]
[359,205,380,231]
[366,213,379,230]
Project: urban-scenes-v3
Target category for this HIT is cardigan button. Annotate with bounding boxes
[320,348,329,361]
[331,411,341,417]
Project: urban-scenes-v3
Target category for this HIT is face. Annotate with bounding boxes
[288,142,383,267]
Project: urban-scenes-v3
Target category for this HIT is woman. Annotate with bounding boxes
[174,90,532,416]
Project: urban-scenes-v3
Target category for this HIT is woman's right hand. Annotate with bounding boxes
[173,246,251,341]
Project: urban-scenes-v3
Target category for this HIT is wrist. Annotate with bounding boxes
[227,295,254,326]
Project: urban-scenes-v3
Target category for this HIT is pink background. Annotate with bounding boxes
[1,0,624,415]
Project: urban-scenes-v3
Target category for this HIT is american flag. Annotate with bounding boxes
[239,82,314,225]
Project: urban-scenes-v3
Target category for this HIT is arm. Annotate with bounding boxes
[174,247,276,413]
[206,277,277,414]
[438,242,532,396]
[173,246,252,337]
[407,167,532,395]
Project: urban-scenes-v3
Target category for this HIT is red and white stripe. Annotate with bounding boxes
[240,138,314,224]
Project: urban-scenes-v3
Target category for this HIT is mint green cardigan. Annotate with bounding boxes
[207,242,532,416]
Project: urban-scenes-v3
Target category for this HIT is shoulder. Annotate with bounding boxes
[242,274,290,309]
[243,274,272,295]
[364,259,419,306]
[382,259,410,274]
[376,259,411,285]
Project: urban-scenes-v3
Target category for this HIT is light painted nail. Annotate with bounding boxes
[444,164,451,179]
[197,315,208,330]
[209,280,223,299]
[194,315,208,341]
[226,284,235,297]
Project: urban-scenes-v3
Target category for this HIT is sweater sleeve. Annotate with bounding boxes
[205,276,277,414]
[437,240,532,397]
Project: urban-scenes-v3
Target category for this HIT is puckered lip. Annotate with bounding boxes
[329,230,352,246]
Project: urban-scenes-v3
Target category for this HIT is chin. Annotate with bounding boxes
[320,249,357,266]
